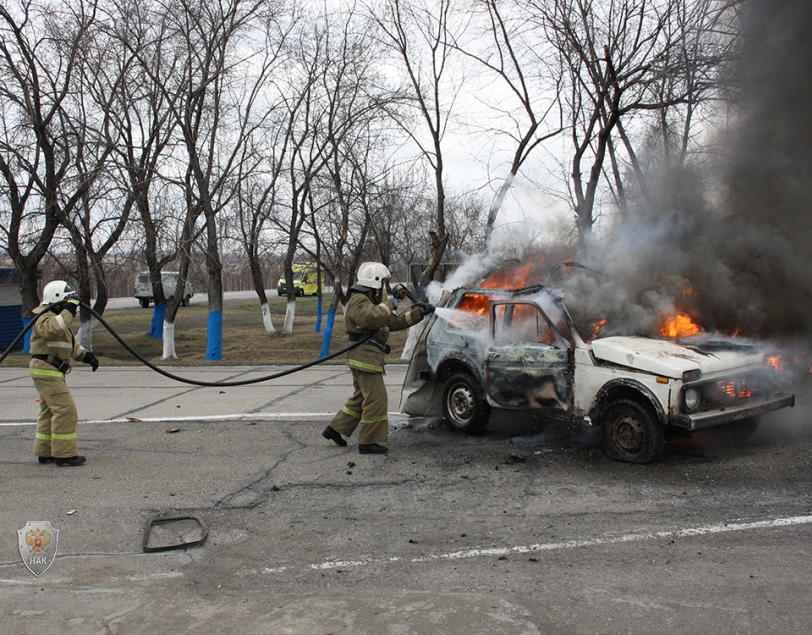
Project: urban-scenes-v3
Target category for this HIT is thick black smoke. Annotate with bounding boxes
[721,0,812,336]
[434,0,812,356]
[560,0,812,345]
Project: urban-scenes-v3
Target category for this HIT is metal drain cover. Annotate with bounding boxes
[143,514,208,552]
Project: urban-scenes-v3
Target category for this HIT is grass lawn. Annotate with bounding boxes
[1,296,415,368]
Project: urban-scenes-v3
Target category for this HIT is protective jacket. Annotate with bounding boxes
[29,305,88,375]
[344,291,423,373]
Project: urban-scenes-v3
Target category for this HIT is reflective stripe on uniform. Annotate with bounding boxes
[36,432,52,440]
[348,359,384,373]
[45,341,72,349]
[52,432,77,440]
[361,414,388,424]
[30,368,65,378]
[341,405,361,419]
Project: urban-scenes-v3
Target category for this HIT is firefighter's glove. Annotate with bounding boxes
[391,283,409,301]
[83,351,99,372]
[388,296,399,310]
[64,299,80,316]
[421,303,436,316]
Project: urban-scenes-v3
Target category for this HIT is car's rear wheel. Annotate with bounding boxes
[442,373,490,434]
[601,398,664,464]
[139,298,150,308]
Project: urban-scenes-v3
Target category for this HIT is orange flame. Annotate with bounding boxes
[660,313,700,338]
[456,293,492,315]
[480,254,547,289]
[717,378,756,399]
[592,318,608,340]
[764,355,787,373]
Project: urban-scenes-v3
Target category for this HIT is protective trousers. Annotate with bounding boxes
[329,368,389,444]
[31,371,79,459]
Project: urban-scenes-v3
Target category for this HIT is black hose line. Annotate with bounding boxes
[0,300,373,387]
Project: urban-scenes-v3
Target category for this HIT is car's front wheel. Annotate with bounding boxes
[442,373,490,434]
[601,398,664,464]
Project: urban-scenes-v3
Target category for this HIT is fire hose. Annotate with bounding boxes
[0,300,374,387]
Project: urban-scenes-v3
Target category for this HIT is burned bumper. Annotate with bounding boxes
[672,393,795,430]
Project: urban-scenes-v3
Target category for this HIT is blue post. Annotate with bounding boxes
[21,315,34,353]
[148,303,167,339]
[320,309,336,358]
[315,297,323,332]
[206,310,223,361]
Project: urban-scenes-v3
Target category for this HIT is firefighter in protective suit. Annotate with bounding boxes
[323,263,435,454]
[29,281,99,466]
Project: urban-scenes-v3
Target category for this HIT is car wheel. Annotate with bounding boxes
[601,398,664,464]
[140,298,150,308]
[442,373,491,434]
[181,296,189,307]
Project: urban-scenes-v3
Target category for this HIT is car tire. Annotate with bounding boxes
[601,398,664,464]
[442,373,491,434]
[181,296,189,307]
[139,298,150,308]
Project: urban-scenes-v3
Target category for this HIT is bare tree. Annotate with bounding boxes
[368,0,463,296]
[219,10,294,338]
[59,7,135,348]
[460,0,563,240]
[233,112,290,336]
[0,0,103,324]
[275,8,380,335]
[612,0,740,216]
[525,0,694,241]
[107,0,184,339]
[275,36,330,335]
[142,0,285,358]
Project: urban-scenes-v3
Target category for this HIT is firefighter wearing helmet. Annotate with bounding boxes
[323,262,435,454]
[29,280,99,467]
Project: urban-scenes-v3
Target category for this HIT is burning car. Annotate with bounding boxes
[400,280,795,464]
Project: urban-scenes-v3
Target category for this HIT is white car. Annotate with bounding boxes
[400,284,794,463]
[134,271,194,308]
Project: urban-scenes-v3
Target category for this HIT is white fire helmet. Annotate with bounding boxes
[42,280,77,305]
[356,262,391,290]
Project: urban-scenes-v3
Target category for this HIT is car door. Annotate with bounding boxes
[483,300,573,411]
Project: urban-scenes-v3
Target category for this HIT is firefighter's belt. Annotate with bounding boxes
[32,354,71,374]
[348,333,391,355]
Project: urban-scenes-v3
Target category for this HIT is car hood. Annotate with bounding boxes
[590,336,764,379]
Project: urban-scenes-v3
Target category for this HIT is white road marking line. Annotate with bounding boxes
[259,514,812,574]
[0,411,406,426]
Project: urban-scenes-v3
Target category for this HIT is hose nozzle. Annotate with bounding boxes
[390,283,423,306]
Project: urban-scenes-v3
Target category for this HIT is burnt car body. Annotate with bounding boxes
[400,284,795,463]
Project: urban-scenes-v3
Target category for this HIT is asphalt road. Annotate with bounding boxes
[0,362,810,635]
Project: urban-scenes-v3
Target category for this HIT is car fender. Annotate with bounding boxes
[588,376,668,425]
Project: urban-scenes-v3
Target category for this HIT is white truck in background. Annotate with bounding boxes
[134,271,194,308]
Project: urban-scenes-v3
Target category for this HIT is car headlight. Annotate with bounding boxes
[683,386,702,412]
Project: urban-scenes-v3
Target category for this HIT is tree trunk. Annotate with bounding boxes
[205,211,224,361]
[249,258,275,336]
